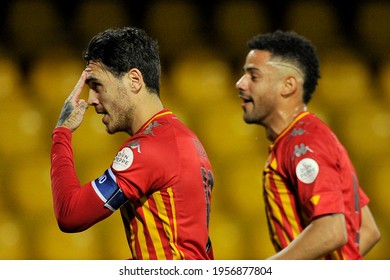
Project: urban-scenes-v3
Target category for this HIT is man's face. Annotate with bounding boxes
[85,62,135,135]
[235,50,283,126]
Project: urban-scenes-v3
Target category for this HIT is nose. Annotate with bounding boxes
[235,75,245,90]
[87,89,99,106]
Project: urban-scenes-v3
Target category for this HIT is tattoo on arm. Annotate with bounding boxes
[56,101,75,127]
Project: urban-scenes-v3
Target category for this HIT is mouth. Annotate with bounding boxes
[96,110,109,123]
[95,108,108,115]
[239,94,253,107]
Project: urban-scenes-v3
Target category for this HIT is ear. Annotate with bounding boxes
[281,76,298,98]
[128,68,144,93]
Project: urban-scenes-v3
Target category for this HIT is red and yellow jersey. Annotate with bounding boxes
[263,112,369,260]
[111,110,214,260]
[51,109,214,260]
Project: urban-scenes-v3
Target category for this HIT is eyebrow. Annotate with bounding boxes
[243,66,263,72]
[85,76,98,86]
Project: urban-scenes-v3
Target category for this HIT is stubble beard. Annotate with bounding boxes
[106,84,134,135]
[105,109,134,135]
[243,108,266,127]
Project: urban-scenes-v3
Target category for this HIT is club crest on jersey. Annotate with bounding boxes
[112,147,134,171]
[296,158,319,184]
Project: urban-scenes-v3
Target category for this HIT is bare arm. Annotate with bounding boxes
[267,213,348,260]
[359,205,381,256]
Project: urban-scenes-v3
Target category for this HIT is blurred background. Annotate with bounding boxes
[0,0,389,260]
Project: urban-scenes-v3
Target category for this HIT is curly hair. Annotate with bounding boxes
[248,30,320,104]
[83,27,161,95]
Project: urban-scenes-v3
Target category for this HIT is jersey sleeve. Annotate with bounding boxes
[284,129,351,220]
[110,130,177,201]
[50,127,113,232]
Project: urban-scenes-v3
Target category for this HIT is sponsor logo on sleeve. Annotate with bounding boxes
[112,147,134,171]
[296,158,319,184]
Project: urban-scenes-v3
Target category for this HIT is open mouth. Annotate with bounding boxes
[239,94,253,104]
[95,110,109,124]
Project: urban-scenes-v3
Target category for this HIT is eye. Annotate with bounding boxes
[246,70,260,82]
[91,82,103,92]
[250,74,259,81]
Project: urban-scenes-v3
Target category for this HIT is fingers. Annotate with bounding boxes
[56,99,88,132]
[56,72,88,132]
[66,71,87,104]
[78,99,88,112]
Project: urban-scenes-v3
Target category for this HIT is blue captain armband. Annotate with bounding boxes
[92,168,128,211]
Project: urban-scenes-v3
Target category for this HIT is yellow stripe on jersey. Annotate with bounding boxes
[270,156,300,240]
[265,186,287,247]
[167,187,185,259]
[143,111,173,128]
[134,197,150,259]
[273,112,310,145]
[153,189,182,260]
[265,158,300,247]
[264,160,286,248]
[264,167,289,247]
[140,195,166,260]
[274,172,301,240]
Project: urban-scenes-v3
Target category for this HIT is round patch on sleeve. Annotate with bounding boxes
[295,158,319,184]
[112,147,134,171]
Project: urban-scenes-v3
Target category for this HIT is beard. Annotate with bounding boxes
[242,107,267,127]
[104,82,137,135]
[105,107,135,135]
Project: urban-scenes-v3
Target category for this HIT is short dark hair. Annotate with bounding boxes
[83,27,161,95]
[248,30,320,104]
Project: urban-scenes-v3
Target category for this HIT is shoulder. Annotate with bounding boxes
[277,113,342,164]
[285,113,337,145]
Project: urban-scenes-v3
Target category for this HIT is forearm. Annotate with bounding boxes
[50,128,112,232]
[267,214,348,260]
[359,206,381,256]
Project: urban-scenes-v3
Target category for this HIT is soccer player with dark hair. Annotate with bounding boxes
[235,30,380,259]
[50,27,214,260]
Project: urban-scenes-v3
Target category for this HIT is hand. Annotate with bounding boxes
[56,71,88,132]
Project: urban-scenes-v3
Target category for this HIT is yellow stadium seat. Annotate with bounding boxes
[8,153,53,215]
[285,0,345,54]
[0,52,22,102]
[37,222,102,259]
[144,0,201,62]
[213,0,270,64]
[356,1,390,61]
[28,47,85,118]
[336,99,390,169]
[71,0,131,47]
[0,210,28,259]
[5,0,66,60]
[363,157,390,260]
[315,48,373,114]
[0,90,46,159]
[378,60,390,105]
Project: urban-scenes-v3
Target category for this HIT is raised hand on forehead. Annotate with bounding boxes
[56,71,89,132]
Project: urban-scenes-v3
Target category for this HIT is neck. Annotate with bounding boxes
[128,94,164,136]
[265,104,307,141]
